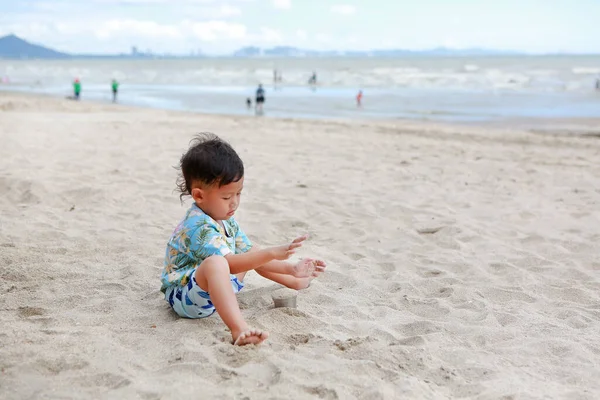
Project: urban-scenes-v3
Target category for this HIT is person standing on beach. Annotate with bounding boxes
[356,90,363,107]
[273,69,282,89]
[73,78,81,100]
[111,79,119,103]
[308,71,317,91]
[255,84,265,113]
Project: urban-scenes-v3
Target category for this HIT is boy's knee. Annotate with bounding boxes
[198,255,229,276]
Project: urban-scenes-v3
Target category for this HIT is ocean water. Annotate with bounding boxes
[1,56,600,121]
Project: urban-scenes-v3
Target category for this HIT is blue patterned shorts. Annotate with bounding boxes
[165,270,245,319]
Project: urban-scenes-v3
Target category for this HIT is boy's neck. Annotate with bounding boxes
[193,202,224,225]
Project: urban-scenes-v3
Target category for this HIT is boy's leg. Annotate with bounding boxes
[255,268,311,290]
[195,256,268,345]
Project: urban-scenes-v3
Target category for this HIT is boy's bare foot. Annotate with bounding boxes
[296,277,314,289]
[293,258,327,278]
[292,258,315,278]
[232,328,269,346]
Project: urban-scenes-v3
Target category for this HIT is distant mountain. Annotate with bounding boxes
[235,46,338,57]
[232,46,263,57]
[0,34,70,59]
[232,46,522,58]
[0,34,523,59]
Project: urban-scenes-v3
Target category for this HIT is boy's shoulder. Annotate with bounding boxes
[179,204,218,232]
[176,204,244,239]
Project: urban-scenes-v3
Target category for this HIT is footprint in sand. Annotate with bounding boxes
[287,333,320,346]
[420,269,445,278]
[349,252,366,261]
[37,356,89,375]
[302,384,339,400]
[333,336,372,351]
[78,372,131,389]
[404,298,450,318]
[377,261,396,272]
[396,320,442,336]
[17,306,46,318]
[390,336,425,346]
[430,287,454,298]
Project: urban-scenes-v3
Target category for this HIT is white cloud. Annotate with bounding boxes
[315,33,333,44]
[90,0,216,4]
[295,29,307,40]
[217,5,242,17]
[95,19,183,40]
[257,27,283,43]
[186,20,247,41]
[271,0,291,9]
[92,18,248,42]
[330,4,356,15]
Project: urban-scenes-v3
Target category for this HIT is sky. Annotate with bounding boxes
[0,0,599,55]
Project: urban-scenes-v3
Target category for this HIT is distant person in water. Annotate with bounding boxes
[246,97,252,109]
[273,69,282,89]
[73,78,81,100]
[308,71,317,86]
[356,90,363,107]
[111,79,119,103]
[596,78,600,91]
[255,84,265,113]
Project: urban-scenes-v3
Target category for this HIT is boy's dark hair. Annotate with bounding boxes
[176,133,244,200]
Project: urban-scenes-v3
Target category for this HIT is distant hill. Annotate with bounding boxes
[232,46,521,58]
[0,34,69,59]
[0,34,523,59]
[232,46,263,57]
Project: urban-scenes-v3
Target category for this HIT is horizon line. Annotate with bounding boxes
[1,33,599,58]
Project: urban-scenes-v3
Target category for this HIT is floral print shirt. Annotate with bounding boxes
[161,203,252,292]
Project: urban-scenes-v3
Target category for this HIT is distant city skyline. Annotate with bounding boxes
[0,0,598,55]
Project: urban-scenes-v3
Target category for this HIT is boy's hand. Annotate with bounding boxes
[269,235,307,260]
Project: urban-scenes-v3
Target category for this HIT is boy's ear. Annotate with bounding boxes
[191,187,204,203]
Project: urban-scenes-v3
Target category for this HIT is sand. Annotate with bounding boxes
[1,92,599,399]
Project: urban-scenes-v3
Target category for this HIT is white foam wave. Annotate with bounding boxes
[2,56,600,94]
[463,64,479,72]
[572,67,600,75]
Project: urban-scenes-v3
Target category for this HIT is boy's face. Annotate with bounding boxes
[192,177,244,221]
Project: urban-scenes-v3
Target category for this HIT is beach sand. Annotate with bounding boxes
[1,92,599,399]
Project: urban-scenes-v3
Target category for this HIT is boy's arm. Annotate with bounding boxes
[225,235,308,274]
[244,247,294,275]
[260,260,295,274]
[224,249,276,274]
[240,247,327,277]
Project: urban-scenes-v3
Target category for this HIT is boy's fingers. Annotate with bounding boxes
[292,235,308,243]
[289,242,303,250]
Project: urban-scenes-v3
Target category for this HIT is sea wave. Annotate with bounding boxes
[1,56,599,94]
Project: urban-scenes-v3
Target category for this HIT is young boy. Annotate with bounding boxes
[162,133,326,346]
